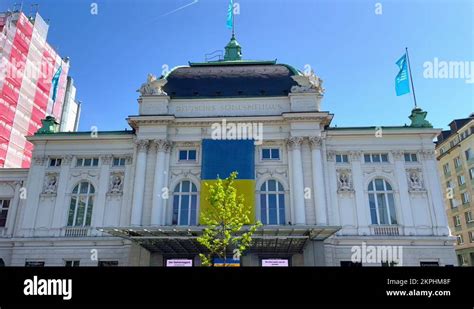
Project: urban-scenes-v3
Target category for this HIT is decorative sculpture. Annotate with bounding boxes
[291,70,325,95]
[137,74,168,96]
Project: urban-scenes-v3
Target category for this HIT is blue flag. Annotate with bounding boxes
[51,65,62,102]
[395,53,410,96]
[226,0,233,29]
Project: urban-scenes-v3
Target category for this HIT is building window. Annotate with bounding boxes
[262,148,280,160]
[260,179,286,225]
[469,231,474,243]
[172,180,198,225]
[368,178,397,225]
[404,153,417,162]
[469,168,474,180]
[25,261,45,267]
[49,158,62,167]
[336,154,349,163]
[465,211,473,223]
[458,175,466,186]
[76,157,99,167]
[453,215,461,227]
[0,200,10,227]
[65,260,80,267]
[67,182,95,227]
[449,199,455,209]
[462,192,470,204]
[112,157,126,166]
[178,150,197,161]
[443,163,451,175]
[454,156,462,168]
[458,255,467,266]
[98,261,118,267]
[364,153,389,163]
[457,234,464,245]
[466,148,474,161]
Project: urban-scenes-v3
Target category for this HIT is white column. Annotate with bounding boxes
[287,137,306,225]
[5,181,21,236]
[151,140,170,226]
[309,136,328,225]
[131,139,149,226]
[92,155,112,230]
[350,151,370,235]
[392,151,415,235]
[421,150,449,236]
[161,148,171,225]
[51,155,73,234]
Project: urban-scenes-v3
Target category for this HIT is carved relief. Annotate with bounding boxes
[100,155,113,165]
[42,172,58,195]
[336,169,354,192]
[391,150,404,161]
[407,168,424,191]
[256,168,288,179]
[326,151,336,161]
[154,139,172,153]
[170,169,201,180]
[308,136,323,149]
[134,139,149,152]
[420,150,435,160]
[63,155,73,165]
[108,171,124,195]
[349,151,362,161]
[286,137,304,150]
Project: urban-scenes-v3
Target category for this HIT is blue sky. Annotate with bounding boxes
[2,0,473,131]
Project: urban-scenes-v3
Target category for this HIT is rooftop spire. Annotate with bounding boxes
[224,34,242,61]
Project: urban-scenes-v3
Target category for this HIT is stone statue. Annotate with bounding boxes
[291,70,325,95]
[44,174,57,194]
[408,170,423,190]
[109,173,123,194]
[337,169,353,191]
[137,74,168,96]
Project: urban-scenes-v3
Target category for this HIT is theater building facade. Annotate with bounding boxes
[0,38,457,266]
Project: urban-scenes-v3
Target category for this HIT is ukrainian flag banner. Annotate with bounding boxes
[200,139,255,224]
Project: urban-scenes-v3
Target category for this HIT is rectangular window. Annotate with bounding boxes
[178,150,197,161]
[113,157,126,166]
[462,192,470,204]
[262,148,280,160]
[469,231,474,243]
[454,156,462,168]
[98,261,118,267]
[76,157,99,167]
[469,168,474,180]
[465,211,473,223]
[443,163,451,175]
[458,175,466,186]
[25,261,45,267]
[0,200,10,227]
[449,199,455,209]
[364,153,389,163]
[454,215,461,227]
[65,260,80,267]
[336,154,349,163]
[466,148,474,161]
[457,234,464,245]
[404,153,418,162]
[49,158,62,167]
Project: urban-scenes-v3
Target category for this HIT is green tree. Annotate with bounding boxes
[197,171,262,266]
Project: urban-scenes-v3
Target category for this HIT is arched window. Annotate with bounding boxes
[67,182,95,227]
[260,180,285,225]
[368,178,397,225]
[172,180,198,226]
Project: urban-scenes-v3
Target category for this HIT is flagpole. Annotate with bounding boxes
[232,3,235,36]
[405,47,418,108]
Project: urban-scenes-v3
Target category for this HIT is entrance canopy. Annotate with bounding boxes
[100,225,340,256]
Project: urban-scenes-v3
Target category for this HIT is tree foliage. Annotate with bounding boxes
[197,172,262,266]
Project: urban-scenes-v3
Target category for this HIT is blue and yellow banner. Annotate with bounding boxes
[200,139,255,223]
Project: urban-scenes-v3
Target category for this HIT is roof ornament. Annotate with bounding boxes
[137,74,168,96]
[408,107,433,128]
[290,70,325,95]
